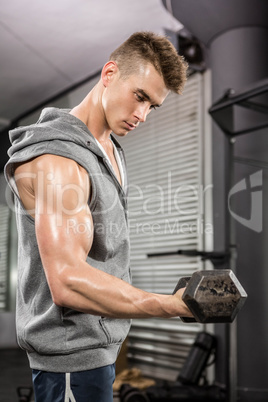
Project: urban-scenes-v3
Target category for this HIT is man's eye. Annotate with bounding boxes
[150,105,156,110]
[135,93,144,102]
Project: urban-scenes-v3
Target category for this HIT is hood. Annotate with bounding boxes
[7,107,103,159]
[4,107,127,197]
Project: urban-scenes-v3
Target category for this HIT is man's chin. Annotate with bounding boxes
[112,129,129,137]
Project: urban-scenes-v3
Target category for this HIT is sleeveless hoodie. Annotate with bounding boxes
[4,107,131,372]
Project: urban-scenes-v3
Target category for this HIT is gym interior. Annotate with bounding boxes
[0,1,267,401]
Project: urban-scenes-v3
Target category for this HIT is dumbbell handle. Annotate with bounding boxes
[173,276,197,323]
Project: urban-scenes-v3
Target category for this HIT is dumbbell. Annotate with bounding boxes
[173,269,247,323]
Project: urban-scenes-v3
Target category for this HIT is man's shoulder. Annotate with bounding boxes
[15,154,87,178]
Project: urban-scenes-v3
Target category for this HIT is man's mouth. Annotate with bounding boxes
[124,121,137,131]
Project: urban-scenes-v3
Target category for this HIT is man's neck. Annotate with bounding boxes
[69,82,112,142]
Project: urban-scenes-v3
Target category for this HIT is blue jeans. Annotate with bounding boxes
[32,364,115,402]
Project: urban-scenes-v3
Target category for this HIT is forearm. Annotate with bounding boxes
[55,261,190,319]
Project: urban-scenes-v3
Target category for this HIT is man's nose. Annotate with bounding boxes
[134,105,150,123]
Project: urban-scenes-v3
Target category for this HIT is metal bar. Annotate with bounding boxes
[234,156,268,170]
[228,138,237,402]
[215,122,268,137]
[209,80,268,113]
[238,100,268,114]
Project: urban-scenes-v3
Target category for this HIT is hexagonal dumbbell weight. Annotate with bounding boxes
[173,269,247,323]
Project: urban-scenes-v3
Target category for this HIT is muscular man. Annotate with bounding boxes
[5,32,191,401]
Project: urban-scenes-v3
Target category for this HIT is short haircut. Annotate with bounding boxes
[109,31,188,94]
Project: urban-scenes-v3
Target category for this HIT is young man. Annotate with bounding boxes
[5,32,191,401]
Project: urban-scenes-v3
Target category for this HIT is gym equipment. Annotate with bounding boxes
[173,269,247,323]
[146,384,226,401]
[119,331,225,402]
[17,387,33,402]
[147,249,230,267]
[120,383,225,402]
[120,384,150,402]
[178,332,216,385]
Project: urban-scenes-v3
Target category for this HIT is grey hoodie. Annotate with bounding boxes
[4,107,131,372]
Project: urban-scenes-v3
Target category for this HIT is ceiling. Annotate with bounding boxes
[0,0,182,132]
[163,0,268,46]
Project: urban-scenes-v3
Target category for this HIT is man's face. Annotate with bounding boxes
[101,63,169,136]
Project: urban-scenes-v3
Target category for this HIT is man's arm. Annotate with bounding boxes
[26,154,192,319]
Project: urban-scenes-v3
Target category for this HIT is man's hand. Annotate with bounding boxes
[172,287,194,318]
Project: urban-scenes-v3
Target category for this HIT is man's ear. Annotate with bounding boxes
[101,61,119,87]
